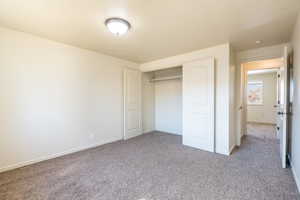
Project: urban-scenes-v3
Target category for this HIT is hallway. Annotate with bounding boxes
[247,123,277,140]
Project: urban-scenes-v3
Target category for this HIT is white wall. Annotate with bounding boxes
[142,72,155,133]
[140,44,231,155]
[154,68,182,135]
[247,72,277,124]
[0,27,138,172]
[291,12,300,192]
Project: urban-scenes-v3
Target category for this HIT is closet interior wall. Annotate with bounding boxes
[142,67,182,135]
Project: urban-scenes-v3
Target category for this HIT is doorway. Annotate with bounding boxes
[239,58,283,139]
[246,68,279,140]
[238,46,292,168]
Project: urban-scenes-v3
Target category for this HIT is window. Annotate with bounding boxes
[247,81,263,105]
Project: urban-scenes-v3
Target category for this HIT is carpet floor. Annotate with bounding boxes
[0,125,299,200]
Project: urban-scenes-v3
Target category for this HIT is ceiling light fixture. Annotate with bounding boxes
[255,40,262,44]
[105,17,131,36]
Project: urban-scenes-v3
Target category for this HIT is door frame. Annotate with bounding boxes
[235,44,289,146]
[238,58,282,145]
[279,46,292,168]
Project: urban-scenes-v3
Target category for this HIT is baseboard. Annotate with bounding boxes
[124,130,144,140]
[156,129,182,135]
[143,129,155,134]
[229,145,236,155]
[223,145,236,156]
[0,137,121,173]
[291,162,300,193]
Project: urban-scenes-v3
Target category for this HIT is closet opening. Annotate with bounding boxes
[142,66,183,136]
[140,57,215,152]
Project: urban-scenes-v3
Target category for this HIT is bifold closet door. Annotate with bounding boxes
[124,68,142,140]
[182,58,215,152]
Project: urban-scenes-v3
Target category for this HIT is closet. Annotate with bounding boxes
[144,67,182,135]
[125,57,216,153]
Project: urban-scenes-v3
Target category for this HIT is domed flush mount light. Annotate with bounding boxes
[105,17,131,36]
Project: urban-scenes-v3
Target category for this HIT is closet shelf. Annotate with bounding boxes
[150,75,182,82]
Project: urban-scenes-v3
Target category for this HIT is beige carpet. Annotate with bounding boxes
[0,126,299,200]
[247,123,277,140]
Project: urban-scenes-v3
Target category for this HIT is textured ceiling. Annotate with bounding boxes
[0,0,299,63]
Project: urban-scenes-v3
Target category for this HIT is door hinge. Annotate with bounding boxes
[278,111,284,115]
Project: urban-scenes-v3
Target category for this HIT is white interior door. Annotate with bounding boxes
[278,46,290,168]
[124,68,142,140]
[182,58,215,152]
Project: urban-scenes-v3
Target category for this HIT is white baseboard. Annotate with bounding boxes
[0,137,121,173]
[156,129,182,135]
[229,145,236,155]
[223,145,236,156]
[124,130,144,140]
[291,162,300,193]
[143,129,155,134]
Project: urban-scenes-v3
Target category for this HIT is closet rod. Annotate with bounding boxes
[150,75,182,82]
